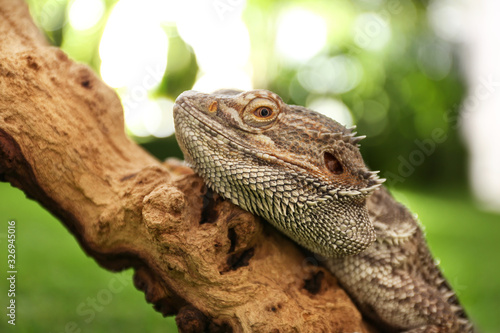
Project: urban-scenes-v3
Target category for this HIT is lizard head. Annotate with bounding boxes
[174,89,384,257]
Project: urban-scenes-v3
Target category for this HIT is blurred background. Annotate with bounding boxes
[1,0,499,332]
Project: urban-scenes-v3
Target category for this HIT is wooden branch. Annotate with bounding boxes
[0,1,375,332]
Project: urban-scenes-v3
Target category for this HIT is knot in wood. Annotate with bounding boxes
[142,184,186,233]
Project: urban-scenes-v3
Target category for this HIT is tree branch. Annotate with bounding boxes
[0,1,375,332]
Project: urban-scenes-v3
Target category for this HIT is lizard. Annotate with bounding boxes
[173,88,475,332]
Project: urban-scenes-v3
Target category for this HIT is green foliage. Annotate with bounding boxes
[155,27,199,101]
[245,0,467,187]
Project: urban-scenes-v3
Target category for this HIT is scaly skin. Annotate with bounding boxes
[173,89,474,332]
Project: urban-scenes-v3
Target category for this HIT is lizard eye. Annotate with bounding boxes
[242,97,280,129]
[324,152,344,175]
[254,107,273,119]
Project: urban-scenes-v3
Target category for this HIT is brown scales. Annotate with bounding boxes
[174,89,475,332]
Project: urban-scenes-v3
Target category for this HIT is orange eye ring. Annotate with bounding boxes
[242,97,280,129]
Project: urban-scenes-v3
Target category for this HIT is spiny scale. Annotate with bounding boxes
[173,89,474,333]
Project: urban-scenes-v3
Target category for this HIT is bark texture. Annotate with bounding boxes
[0,1,375,332]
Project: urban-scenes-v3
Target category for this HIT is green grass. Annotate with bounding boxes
[1,182,499,332]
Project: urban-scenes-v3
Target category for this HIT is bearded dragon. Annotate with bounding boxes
[173,89,474,332]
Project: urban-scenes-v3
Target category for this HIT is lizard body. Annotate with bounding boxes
[173,89,474,332]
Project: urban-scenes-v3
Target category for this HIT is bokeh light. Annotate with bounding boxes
[99,0,173,137]
[68,0,105,31]
[353,12,391,51]
[193,69,253,93]
[38,0,67,31]
[176,0,252,92]
[417,40,452,81]
[297,55,363,94]
[306,97,353,127]
[124,98,175,138]
[428,0,466,43]
[275,8,328,63]
[99,0,169,89]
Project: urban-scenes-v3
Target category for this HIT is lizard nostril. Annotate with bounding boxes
[324,152,344,175]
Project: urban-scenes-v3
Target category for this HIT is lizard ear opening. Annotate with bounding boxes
[324,152,344,175]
